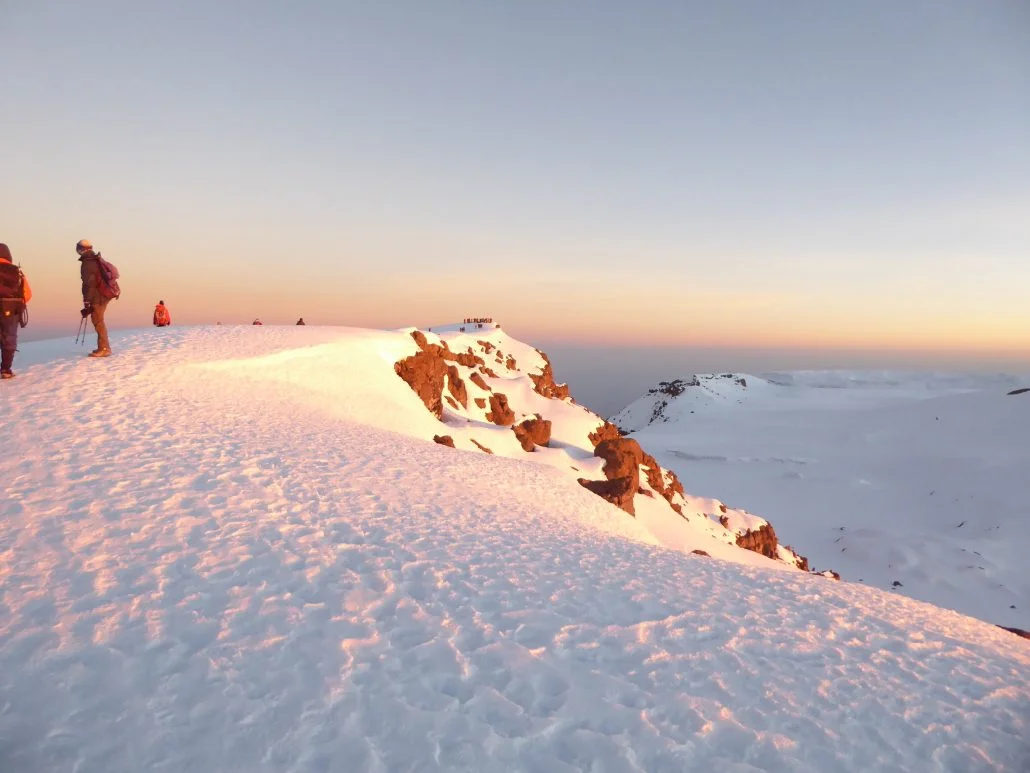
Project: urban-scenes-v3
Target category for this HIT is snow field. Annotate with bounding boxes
[1,327,1028,772]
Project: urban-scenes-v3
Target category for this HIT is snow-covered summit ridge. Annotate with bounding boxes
[2,326,1029,772]
[389,324,809,571]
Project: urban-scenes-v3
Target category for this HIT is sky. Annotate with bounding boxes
[3,1,1029,371]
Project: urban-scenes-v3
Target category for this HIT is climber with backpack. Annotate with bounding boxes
[153,300,171,327]
[0,243,32,380]
[77,239,120,357]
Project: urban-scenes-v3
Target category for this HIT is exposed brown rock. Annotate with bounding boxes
[433,435,455,447]
[485,393,516,426]
[474,397,486,409]
[727,521,780,560]
[512,415,552,452]
[446,365,468,409]
[394,341,450,419]
[445,395,459,410]
[450,350,484,368]
[529,350,570,400]
[469,372,491,392]
[691,549,710,557]
[505,355,517,371]
[577,438,646,515]
[410,330,431,351]
[588,421,622,447]
[577,476,638,515]
[641,452,686,504]
[594,438,644,480]
[477,340,495,355]
[480,366,499,378]
[470,438,493,454]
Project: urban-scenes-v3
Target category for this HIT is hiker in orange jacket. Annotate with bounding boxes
[153,300,171,327]
[0,243,31,379]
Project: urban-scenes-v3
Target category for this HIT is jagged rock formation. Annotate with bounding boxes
[486,393,515,426]
[529,351,570,400]
[588,420,622,448]
[726,519,779,560]
[392,325,810,571]
[512,416,551,452]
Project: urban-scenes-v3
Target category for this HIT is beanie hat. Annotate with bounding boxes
[76,239,92,251]
[0,243,12,262]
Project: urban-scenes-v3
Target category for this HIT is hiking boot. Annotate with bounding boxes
[0,371,14,380]
[89,349,112,358]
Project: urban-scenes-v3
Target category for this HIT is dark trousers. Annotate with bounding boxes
[91,299,111,352]
[0,311,18,372]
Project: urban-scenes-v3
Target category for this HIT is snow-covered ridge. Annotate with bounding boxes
[2,326,1029,772]
[391,325,810,571]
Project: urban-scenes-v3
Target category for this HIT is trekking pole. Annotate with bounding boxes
[75,316,87,345]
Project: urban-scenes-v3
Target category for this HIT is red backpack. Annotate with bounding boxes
[96,253,121,300]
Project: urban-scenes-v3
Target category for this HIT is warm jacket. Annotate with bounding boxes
[153,304,171,326]
[79,250,104,305]
[0,246,31,303]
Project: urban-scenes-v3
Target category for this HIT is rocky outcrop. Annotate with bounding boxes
[578,476,638,514]
[505,355,517,371]
[469,372,491,392]
[726,519,779,560]
[394,341,450,419]
[433,435,455,447]
[474,397,486,409]
[578,438,645,515]
[470,439,493,455]
[446,365,468,409]
[588,421,622,447]
[595,438,644,480]
[512,415,551,452]
[485,393,516,426]
[641,452,685,507]
[529,351,570,400]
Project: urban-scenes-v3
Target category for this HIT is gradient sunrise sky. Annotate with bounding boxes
[3,1,1028,358]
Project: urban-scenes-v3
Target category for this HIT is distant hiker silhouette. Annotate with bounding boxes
[252,318,263,325]
[296,317,305,325]
[0,243,32,379]
[153,300,171,327]
[77,239,120,357]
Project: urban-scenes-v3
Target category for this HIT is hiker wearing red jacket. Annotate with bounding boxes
[77,239,112,357]
[0,243,32,379]
[153,301,171,327]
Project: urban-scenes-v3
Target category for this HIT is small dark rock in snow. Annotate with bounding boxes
[1006,387,1029,396]
[892,581,903,588]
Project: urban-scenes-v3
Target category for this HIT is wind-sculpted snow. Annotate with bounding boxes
[1,327,1028,772]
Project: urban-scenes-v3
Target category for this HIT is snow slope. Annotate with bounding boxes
[614,370,1030,631]
[1,327,1028,773]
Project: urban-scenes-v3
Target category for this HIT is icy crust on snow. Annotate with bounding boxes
[1,326,1029,772]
